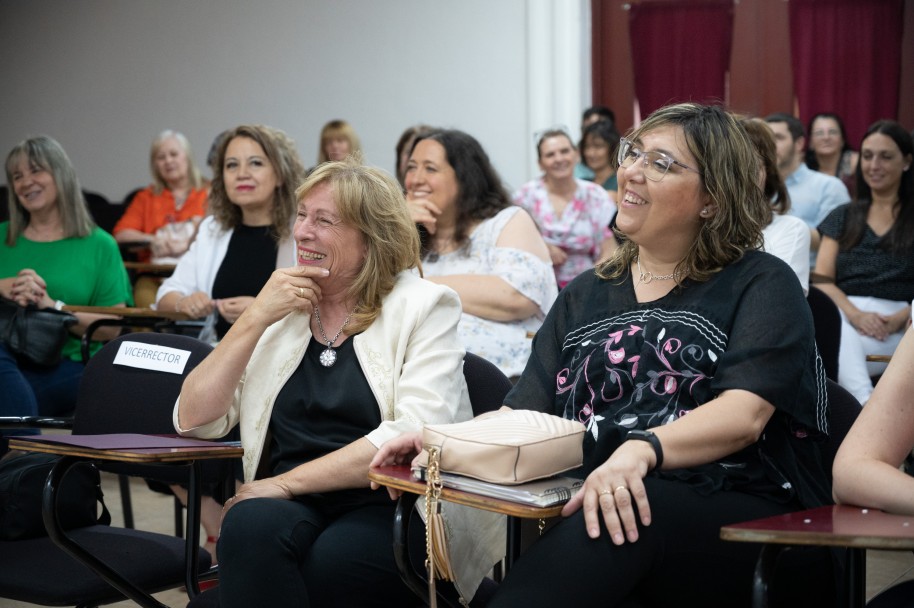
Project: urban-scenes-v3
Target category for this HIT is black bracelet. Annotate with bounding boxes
[625,429,664,471]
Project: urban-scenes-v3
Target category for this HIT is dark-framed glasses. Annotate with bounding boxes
[616,137,700,182]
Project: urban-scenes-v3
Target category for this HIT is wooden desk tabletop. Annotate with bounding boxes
[866,354,893,363]
[369,465,565,519]
[720,504,914,550]
[9,435,242,464]
[62,305,190,321]
[123,261,177,274]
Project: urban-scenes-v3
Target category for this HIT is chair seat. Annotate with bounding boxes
[0,525,211,606]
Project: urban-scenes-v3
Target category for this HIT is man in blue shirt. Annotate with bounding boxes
[765,113,851,266]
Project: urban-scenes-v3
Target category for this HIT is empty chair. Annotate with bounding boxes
[0,332,224,606]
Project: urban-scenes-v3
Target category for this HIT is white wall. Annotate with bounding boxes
[0,0,589,203]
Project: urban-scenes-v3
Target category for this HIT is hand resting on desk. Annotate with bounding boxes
[369,432,423,500]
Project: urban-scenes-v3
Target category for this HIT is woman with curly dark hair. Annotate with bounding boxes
[404,129,557,378]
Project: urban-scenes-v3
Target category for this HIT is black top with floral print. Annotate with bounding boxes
[506,250,831,509]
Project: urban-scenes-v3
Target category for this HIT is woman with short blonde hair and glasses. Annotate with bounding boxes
[176,158,473,607]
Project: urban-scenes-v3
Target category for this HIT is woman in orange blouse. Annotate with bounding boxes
[114,130,208,262]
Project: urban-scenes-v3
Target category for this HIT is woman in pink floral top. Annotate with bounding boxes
[513,129,617,288]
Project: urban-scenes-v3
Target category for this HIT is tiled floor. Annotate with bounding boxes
[6,473,914,607]
[867,549,914,602]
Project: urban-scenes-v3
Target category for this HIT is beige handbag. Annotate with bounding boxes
[417,409,586,485]
[419,409,585,607]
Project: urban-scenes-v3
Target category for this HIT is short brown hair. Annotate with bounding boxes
[600,103,767,284]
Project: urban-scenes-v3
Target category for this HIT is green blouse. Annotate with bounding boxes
[0,223,133,360]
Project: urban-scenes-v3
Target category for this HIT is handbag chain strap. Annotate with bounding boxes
[425,446,444,608]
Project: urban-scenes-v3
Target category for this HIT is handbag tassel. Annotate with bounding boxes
[425,446,454,608]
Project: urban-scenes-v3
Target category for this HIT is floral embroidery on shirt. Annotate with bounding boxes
[558,309,725,440]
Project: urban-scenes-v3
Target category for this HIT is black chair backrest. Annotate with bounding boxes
[823,378,862,476]
[73,332,213,435]
[121,187,143,207]
[0,186,8,223]
[808,286,841,381]
[463,352,513,417]
[83,190,125,235]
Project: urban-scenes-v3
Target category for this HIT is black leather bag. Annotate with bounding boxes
[0,297,78,367]
[0,451,110,540]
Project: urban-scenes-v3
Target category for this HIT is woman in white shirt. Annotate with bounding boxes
[740,117,811,294]
[404,129,557,379]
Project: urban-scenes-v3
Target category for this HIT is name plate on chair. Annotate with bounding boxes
[113,340,192,374]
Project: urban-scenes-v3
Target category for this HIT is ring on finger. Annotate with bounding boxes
[599,489,614,496]
[614,485,627,494]
[299,287,305,298]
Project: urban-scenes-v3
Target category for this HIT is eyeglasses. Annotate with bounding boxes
[533,125,573,149]
[616,137,700,182]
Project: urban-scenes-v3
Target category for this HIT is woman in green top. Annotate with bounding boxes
[1,135,131,426]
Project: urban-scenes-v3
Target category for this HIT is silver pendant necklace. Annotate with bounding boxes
[313,305,353,367]
[636,256,680,286]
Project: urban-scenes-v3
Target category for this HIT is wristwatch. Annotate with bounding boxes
[625,429,664,471]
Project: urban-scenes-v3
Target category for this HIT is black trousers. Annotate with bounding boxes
[217,496,418,608]
[489,477,837,608]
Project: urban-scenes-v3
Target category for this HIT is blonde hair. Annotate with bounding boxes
[4,135,94,246]
[317,120,362,165]
[599,103,766,284]
[295,159,420,334]
[209,125,306,241]
[149,130,205,194]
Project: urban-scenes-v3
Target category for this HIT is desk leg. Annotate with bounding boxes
[751,544,784,608]
[184,460,203,597]
[847,548,865,608]
[393,494,428,602]
[505,516,522,572]
[118,474,134,529]
[43,456,167,608]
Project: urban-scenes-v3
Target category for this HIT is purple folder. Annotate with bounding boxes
[24,433,231,450]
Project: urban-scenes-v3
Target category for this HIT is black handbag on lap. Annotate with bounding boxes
[0,451,110,541]
[0,297,78,367]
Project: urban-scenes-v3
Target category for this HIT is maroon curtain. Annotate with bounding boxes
[628,0,734,117]
[789,0,904,147]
